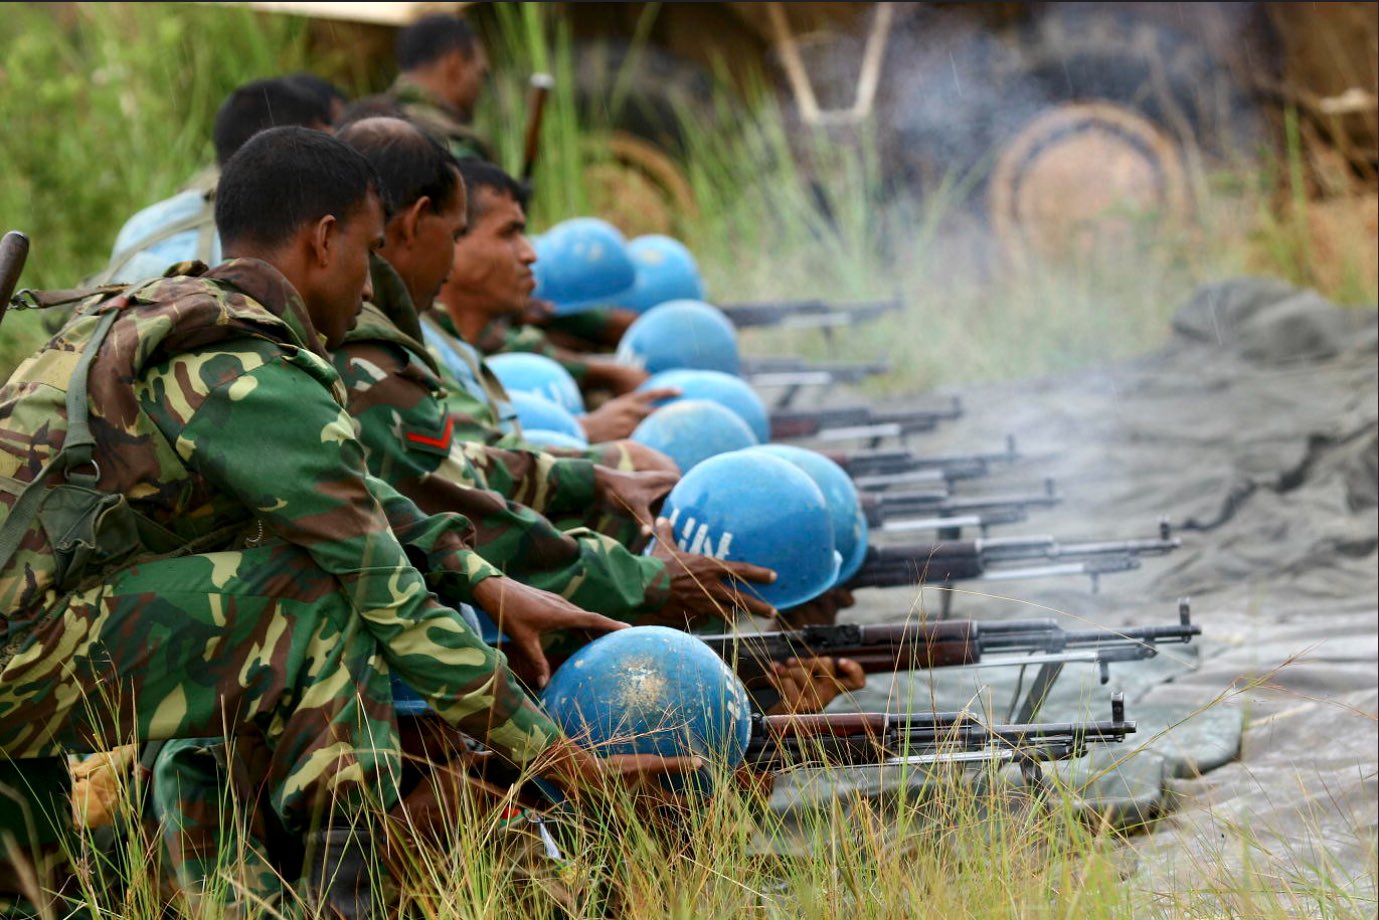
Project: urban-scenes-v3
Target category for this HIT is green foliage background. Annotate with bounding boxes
[1,2,1374,388]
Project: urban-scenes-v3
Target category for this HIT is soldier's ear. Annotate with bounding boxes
[397,196,431,247]
[309,214,339,268]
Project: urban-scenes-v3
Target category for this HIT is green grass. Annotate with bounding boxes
[9,676,1373,919]
[0,11,1375,912]
[2,3,1375,390]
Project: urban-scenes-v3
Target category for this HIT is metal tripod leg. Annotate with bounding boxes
[1013,661,1065,723]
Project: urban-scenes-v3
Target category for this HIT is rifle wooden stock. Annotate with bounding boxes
[708,606,1198,709]
[520,73,554,183]
[846,542,988,587]
[0,231,31,330]
[722,622,978,712]
[708,621,979,697]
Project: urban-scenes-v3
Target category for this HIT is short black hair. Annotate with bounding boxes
[395,14,478,71]
[212,77,332,165]
[216,126,382,251]
[335,117,462,218]
[284,72,348,110]
[457,159,527,218]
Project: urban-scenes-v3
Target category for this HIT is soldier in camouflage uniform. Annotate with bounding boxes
[385,14,495,163]
[425,162,680,462]
[492,312,650,398]
[0,127,686,916]
[332,117,780,628]
[93,77,333,288]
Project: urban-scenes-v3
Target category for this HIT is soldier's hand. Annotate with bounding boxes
[764,655,867,716]
[579,387,681,442]
[519,297,556,326]
[592,465,678,538]
[779,587,857,628]
[582,360,653,396]
[646,518,778,627]
[538,738,702,812]
[471,576,626,688]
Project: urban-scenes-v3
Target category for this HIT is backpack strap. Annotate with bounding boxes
[0,307,121,575]
[90,192,216,286]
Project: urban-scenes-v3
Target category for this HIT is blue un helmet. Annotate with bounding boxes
[509,392,588,445]
[658,450,840,609]
[615,299,740,375]
[630,399,758,474]
[488,352,586,415]
[637,369,770,443]
[747,444,868,588]
[532,217,636,315]
[620,235,706,314]
[542,626,753,793]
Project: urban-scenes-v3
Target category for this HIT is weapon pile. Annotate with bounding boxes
[703,295,1192,788]
[740,294,1182,593]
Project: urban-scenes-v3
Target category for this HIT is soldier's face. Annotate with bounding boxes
[447,46,488,114]
[410,179,468,309]
[311,192,386,349]
[444,188,535,317]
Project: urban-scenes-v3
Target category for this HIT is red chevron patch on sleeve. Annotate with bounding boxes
[404,415,454,451]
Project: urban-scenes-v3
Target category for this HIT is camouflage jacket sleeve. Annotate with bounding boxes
[137,340,559,763]
[334,340,669,617]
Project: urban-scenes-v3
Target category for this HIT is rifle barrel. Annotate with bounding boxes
[722,298,902,329]
[746,706,1134,770]
[838,437,1019,478]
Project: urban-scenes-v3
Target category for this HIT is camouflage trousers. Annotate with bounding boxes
[150,715,583,916]
[151,735,291,914]
[0,542,408,840]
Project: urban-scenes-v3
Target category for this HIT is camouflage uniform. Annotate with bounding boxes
[143,259,666,909]
[333,256,671,618]
[531,308,627,354]
[0,261,560,900]
[419,309,650,495]
[495,320,597,386]
[388,76,495,163]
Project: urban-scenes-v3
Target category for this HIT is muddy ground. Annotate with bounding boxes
[764,276,1378,906]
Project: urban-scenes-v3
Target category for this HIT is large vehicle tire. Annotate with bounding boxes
[570,39,723,235]
[887,3,1263,261]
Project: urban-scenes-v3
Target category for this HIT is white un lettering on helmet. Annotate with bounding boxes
[665,506,735,560]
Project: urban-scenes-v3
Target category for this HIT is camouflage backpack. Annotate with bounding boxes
[0,263,309,629]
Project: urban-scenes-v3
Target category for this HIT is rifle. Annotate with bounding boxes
[847,520,1182,594]
[703,600,1199,713]
[742,357,893,408]
[769,396,963,444]
[0,231,31,332]
[831,436,1021,486]
[520,73,555,187]
[861,478,1060,530]
[745,695,1135,785]
[721,295,903,331]
[861,507,1034,538]
[741,357,892,380]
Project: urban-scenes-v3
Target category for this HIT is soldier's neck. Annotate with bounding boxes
[435,299,490,345]
[402,69,468,120]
